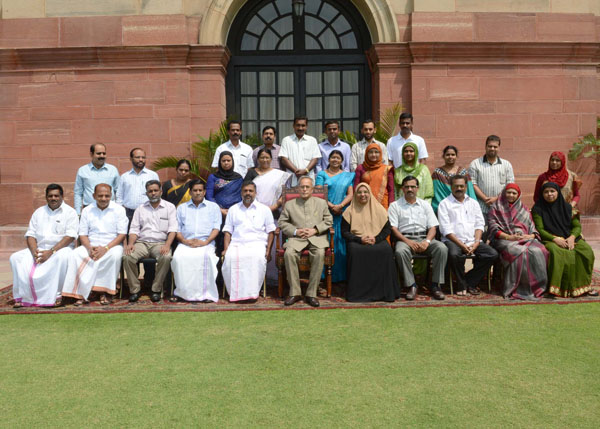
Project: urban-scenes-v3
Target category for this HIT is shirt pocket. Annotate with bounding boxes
[53,220,66,235]
[159,216,169,232]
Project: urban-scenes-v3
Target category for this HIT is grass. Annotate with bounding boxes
[1,304,599,428]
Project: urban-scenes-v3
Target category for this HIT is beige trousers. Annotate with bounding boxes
[123,241,172,294]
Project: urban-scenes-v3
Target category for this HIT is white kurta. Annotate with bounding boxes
[171,244,219,302]
[10,202,79,307]
[222,200,275,301]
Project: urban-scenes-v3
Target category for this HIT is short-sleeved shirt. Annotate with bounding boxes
[223,200,276,244]
[177,199,222,241]
[116,167,160,210]
[79,201,128,247]
[252,144,281,169]
[386,132,428,168]
[25,203,79,250]
[73,162,120,215]
[437,194,485,246]
[316,139,352,173]
[468,155,515,214]
[211,141,254,177]
[350,139,388,171]
[279,133,321,186]
[129,199,178,243]
[388,197,438,234]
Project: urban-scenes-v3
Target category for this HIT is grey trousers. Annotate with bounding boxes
[394,239,447,286]
[284,244,325,298]
[123,241,172,294]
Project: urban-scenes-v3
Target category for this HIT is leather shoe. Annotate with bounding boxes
[284,295,302,306]
[432,289,446,300]
[305,296,320,307]
[151,293,161,302]
[129,293,139,303]
[406,286,417,300]
[468,287,481,295]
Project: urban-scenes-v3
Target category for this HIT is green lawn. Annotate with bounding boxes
[1,304,599,428]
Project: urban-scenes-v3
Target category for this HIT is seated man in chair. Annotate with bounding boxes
[123,180,177,303]
[438,174,498,296]
[222,181,276,302]
[278,176,333,307]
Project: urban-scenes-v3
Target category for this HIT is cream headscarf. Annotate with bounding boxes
[342,183,389,237]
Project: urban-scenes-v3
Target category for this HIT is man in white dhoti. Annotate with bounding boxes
[171,180,222,303]
[10,184,79,308]
[62,184,128,305]
[222,181,275,302]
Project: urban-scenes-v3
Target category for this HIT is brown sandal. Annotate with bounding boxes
[99,294,111,305]
[13,302,22,308]
[74,299,84,306]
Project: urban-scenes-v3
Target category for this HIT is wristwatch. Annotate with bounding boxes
[425,239,431,243]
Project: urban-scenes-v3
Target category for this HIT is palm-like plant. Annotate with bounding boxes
[374,102,402,143]
[152,119,230,181]
[568,117,600,173]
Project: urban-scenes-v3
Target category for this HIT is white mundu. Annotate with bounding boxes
[10,203,79,307]
[222,200,275,301]
[62,201,128,300]
[171,199,222,302]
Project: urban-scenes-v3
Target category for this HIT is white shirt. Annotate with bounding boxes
[386,132,428,168]
[223,200,276,244]
[177,199,222,242]
[211,140,254,177]
[116,167,160,210]
[79,201,128,247]
[437,194,485,246]
[25,203,79,250]
[388,197,438,234]
[279,133,321,186]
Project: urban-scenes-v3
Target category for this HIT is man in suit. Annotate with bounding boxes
[278,176,333,307]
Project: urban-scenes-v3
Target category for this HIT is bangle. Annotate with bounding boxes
[51,248,56,254]
[104,246,110,251]
[305,168,309,174]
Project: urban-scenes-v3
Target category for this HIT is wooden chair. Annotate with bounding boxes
[275,185,335,298]
[390,236,432,287]
[447,255,492,295]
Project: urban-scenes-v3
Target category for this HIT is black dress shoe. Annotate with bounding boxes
[151,293,161,302]
[305,296,320,307]
[406,286,417,300]
[284,295,302,306]
[129,293,140,303]
[432,289,446,300]
[467,287,481,296]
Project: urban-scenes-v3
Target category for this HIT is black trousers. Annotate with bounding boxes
[445,241,498,291]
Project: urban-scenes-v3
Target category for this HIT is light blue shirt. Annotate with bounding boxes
[316,139,352,173]
[116,167,159,210]
[176,199,222,241]
[74,162,120,215]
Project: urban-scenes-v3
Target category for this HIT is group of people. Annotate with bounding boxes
[9,114,597,308]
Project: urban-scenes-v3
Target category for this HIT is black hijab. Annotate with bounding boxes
[532,181,572,238]
[215,151,243,181]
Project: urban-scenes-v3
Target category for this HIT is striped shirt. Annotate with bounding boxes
[468,155,514,214]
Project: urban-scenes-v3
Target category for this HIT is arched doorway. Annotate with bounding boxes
[226,0,372,140]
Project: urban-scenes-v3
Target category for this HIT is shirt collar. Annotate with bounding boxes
[448,194,471,204]
[482,155,502,165]
[187,199,207,208]
[89,162,108,171]
[128,167,150,175]
[226,140,244,149]
[322,139,341,147]
[399,196,420,206]
[45,202,64,213]
[144,199,166,209]
[240,200,258,210]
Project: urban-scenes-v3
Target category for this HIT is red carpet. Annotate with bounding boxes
[2,271,599,315]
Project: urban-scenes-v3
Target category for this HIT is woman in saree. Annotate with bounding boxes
[315,150,354,283]
[244,148,291,217]
[394,142,433,203]
[431,145,476,213]
[342,183,400,302]
[162,159,192,206]
[533,151,582,214]
[532,182,597,298]
[206,151,243,218]
[488,184,548,300]
[353,143,394,209]
[206,151,244,255]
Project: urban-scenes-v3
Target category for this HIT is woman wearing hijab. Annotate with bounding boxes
[394,142,433,203]
[206,151,244,218]
[532,182,597,298]
[488,184,549,300]
[341,183,400,302]
[353,143,395,209]
[533,152,582,214]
